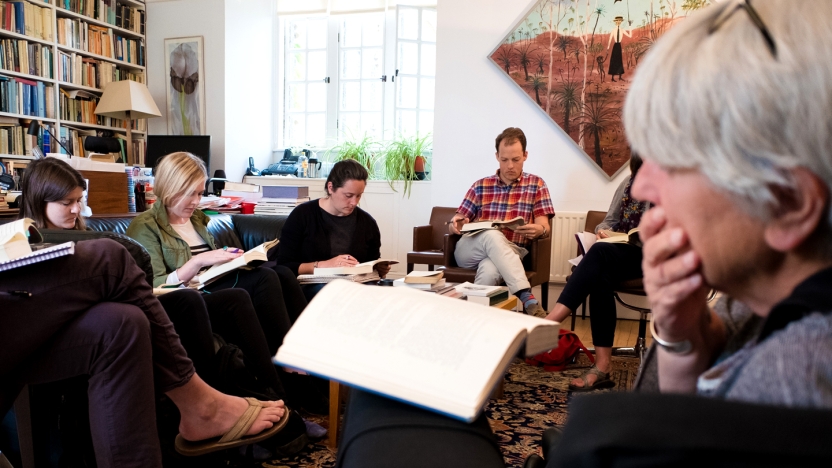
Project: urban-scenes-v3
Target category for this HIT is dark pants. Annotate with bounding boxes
[0,239,194,468]
[557,242,643,347]
[272,264,308,323]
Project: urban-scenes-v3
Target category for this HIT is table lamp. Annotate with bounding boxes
[94,80,162,165]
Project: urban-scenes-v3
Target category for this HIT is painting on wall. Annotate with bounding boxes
[489,0,714,178]
[165,36,206,135]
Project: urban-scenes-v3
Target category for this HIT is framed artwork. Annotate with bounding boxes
[165,36,206,135]
[489,0,714,179]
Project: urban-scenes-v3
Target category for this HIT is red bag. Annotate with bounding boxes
[525,329,595,372]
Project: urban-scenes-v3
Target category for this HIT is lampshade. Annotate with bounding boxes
[95,80,162,120]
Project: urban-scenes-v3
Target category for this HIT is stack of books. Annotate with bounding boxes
[455,282,511,306]
[393,270,454,293]
[254,185,310,216]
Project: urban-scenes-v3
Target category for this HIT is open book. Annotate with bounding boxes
[274,280,560,422]
[597,227,641,245]
[461,216,525,235]
[313,258,398,276]
[193,239,279,286]
[0,218,43,261]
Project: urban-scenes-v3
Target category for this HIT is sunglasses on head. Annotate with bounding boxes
[708,0,777,57]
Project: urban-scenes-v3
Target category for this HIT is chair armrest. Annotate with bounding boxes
[527,229,552,277]
[443,233,461,267]
[412,225,433,251]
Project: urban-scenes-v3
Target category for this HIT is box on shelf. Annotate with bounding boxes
[47,153,124,173]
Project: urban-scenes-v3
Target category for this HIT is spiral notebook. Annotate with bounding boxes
[297,271,380,284]
[0,242,75,272]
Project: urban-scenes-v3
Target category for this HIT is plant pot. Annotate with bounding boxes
[414,155,426,173]
[415,171,428,180]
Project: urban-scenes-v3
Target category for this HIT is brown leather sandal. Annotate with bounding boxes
[174,398,291,456]
[568,365,615,392]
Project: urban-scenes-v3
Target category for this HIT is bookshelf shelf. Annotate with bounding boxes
[0,154,37,160]
[55,7,144,40]
[62,120,145,135]
[0,26,55,47]
[58,81,103,93]
[118,0,146,9]
[55,44,145,71]
[0,111,55,122]
[0,69,56,84]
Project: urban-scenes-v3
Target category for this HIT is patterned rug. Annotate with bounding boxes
[261,355,641,468]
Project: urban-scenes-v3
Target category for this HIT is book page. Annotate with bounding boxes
[0,218,34,244]
[196,239,278,285]
[313,258,398,276]
[275,281,554,421]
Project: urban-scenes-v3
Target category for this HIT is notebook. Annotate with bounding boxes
[0,242,75,273]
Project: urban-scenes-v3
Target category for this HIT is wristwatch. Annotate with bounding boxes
[541,225,548,237]
[650,320,692,355]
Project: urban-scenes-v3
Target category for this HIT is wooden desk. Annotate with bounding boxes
[80,171,128,214]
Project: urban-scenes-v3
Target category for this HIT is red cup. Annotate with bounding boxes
[241,202,256,214]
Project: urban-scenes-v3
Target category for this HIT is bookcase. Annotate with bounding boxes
[0,0,147,169]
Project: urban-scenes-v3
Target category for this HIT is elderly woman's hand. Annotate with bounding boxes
[640,207,711,342]
[319,254,359,269]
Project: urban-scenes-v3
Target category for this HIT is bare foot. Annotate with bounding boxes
[167,375,286,442]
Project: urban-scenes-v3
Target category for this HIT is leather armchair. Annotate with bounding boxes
[407,206,458,273]
[440,218,553,310]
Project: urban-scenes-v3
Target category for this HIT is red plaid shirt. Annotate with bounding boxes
[457,171,555,246]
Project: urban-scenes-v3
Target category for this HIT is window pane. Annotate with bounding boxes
[421,10,436,42]
[362,81,382,111]
[287,52,306,81]
[287,84,306,112]
[398,42,418,75]
[340,82,361,111]
[396,109,417,137]
[361,112,382,139]
[307,113,326,147]
[397,76,417,108]
[421,43,436,76]
[342,19,362,48]
[362,47,383,79]
[398,8,418,40]
[341,50,361,79]
[308,51,327,80]
[288,21,307,49]
[307,19,328,49]
[341,112,361,138]
[285,113,305,146]
[420,78,434,109]
[363,17,384,46]
[307,82,327,112]
[418,111,434,136]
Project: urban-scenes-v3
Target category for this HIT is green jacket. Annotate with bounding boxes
[126,202,217,287]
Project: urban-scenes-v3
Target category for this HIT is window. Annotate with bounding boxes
[278,5,436,150]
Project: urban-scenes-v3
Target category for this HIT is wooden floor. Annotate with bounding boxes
[569,316,654,350]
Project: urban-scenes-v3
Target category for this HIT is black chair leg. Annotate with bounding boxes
[406,263,414,273]
[540,282,549,310]
[428,264,434,271]
[581,299,587,320]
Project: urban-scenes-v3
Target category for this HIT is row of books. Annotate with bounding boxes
[0,75,52,117]
[57,0,146,35]
[0,1,53,41]
[0,120,33,155]
[58,50,144,88]
[0,39,53,78]
[253,196,310,215]
[57,18,144,66]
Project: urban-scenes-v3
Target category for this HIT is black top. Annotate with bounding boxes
[320,208,357,256]
[275,198,382,275]
[758,265,832,342]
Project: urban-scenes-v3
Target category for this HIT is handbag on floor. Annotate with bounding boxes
[525,330,594,372]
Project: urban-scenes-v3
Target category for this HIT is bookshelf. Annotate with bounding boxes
[0,0,147,164]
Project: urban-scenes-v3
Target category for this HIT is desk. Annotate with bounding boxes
[0,208,19,219]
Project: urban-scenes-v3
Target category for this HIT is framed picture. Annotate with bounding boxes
[165,36,206,135]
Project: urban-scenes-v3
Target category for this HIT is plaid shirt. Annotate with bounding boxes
[457,171,555,246]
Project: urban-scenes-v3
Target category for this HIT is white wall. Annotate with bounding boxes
[146,0,227,173]
[431,0,628,212]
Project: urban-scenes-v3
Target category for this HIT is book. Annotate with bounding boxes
[454,282,506,297]
[404,270,444,284]
[273,280,561,422]
[0,241,74,273]
[460,216,525,235]
[466,289,510,306]
[262,185,309,199]
[193,239,279,286]
[393,277,447,290]
[597,227,641,245]
[313,258,398,276]
[297,271,380,284]
[0,218,42,261]
[223,181,260,193]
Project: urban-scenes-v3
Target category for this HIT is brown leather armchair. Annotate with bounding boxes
[407,206,458,273]
[440,217,553,310]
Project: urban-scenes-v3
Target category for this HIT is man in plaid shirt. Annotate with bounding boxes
[449,127,555,317]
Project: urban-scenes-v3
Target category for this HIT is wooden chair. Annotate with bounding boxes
[440,218,553,310]
[406,207,458,273]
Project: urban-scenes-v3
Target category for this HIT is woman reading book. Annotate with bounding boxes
[16,157,312,457]
[544,155,648,391]
[275,159,388,301]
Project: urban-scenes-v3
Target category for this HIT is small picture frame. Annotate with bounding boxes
[164,36,207,135]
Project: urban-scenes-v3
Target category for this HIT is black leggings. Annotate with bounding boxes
[556,242,643,347]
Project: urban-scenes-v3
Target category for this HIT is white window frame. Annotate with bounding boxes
[393,5,436,139]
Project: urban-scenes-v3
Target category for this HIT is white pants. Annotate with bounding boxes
[453,230,530,294]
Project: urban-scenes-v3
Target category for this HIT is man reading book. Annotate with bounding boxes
[448,127,554,318]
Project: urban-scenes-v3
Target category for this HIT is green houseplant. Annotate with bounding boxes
[382,133,432,197]
[324,135,381,178]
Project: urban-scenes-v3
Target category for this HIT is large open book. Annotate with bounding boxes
[597,227,641,246]
[461,216,525,235]
[313,258,398,276]
[274,280,560,422]
[0,218,43,261]
[194,239,279,286]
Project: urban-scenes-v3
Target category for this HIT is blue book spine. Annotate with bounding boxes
[14,3,24,36]
[42,126,50,153]
[36,81,44,117]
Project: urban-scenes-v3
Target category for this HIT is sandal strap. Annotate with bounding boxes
[586,365,610,380]
[218,397,262,444]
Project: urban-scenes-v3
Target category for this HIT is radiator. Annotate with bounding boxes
[549,211,587,283]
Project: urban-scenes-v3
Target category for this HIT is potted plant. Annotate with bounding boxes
[324,134,381,178]
[382,133,432,197]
